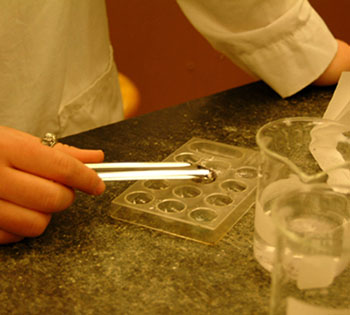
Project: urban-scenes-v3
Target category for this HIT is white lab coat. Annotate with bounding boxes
[0,0,337,137]
[0,0,123,138]
[176,0,338,98]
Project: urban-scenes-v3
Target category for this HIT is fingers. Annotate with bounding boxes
[0,199,52,238]
[7,135,105,195]
[0,166,75,213]
[54,143,105,163]
[0,127,107,245]
[0,230,24,244]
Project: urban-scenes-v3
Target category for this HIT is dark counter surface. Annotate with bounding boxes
[0,82,334,314]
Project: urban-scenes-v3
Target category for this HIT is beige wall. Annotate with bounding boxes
[106,1,350,117]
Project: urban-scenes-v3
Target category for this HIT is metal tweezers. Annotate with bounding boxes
[86,162,211,181]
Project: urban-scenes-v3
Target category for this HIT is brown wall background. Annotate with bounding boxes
[106,1,350,117]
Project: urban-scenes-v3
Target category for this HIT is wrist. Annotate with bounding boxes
[313,39,350,86]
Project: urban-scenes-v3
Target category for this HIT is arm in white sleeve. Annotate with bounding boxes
[176,0,337,98]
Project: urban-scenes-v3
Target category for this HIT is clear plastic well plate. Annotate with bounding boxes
[110,137,258,244]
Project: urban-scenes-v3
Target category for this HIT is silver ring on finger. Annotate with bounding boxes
[41,132,57,148]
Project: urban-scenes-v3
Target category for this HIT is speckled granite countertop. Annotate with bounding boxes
[0,82,334,315]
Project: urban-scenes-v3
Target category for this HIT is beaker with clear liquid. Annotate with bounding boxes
[254,117,350,272]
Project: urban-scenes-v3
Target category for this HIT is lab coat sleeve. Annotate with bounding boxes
[176,0,338,98]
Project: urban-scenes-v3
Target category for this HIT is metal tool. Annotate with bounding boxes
[86,162,212,181]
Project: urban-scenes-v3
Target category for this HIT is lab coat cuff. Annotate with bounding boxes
[214,0,338,97]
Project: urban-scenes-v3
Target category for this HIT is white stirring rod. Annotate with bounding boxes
[85,162,212,181]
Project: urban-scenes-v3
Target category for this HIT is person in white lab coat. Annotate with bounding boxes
[0,0,349,244]
[176,0,350,97]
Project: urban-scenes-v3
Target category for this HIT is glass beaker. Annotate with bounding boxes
[254,117,350,272]
[269,184,350,315]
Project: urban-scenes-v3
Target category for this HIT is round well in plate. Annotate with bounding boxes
[157,199,186,213]
[191,170,216,184]
[190,208,218,223]
[125,191,153,205]
[235,167,257,179]
[221,180,247,193]
[144,180,169,191]
[174,153,200,164]
[206,194,233,207]
[173,185,201,198]
[202,160,230,176]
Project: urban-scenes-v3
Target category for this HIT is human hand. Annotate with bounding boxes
[313,39,350,86]
[0,126,106,244]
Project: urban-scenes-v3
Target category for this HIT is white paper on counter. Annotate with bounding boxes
[297,255,337,290]
[323,72,350,122]
[309,72,350,187]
